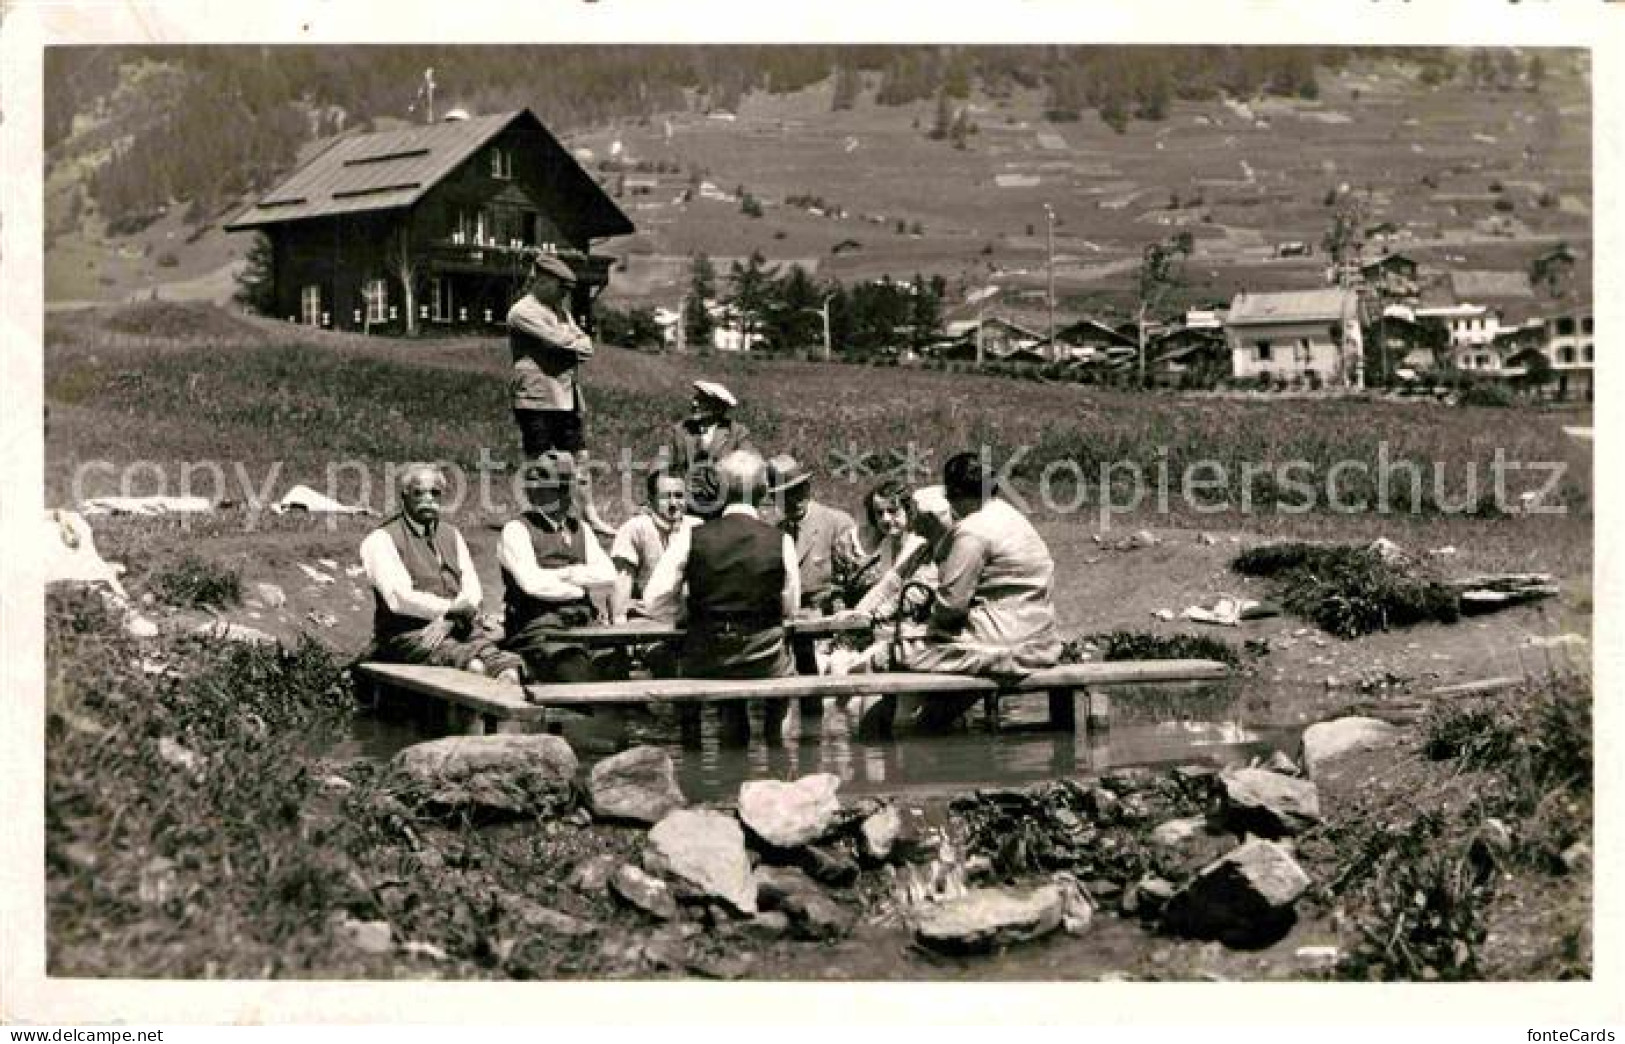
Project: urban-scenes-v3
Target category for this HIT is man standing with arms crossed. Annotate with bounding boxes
[507,251,613,536]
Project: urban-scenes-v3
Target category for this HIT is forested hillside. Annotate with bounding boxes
[49,45,1400,232]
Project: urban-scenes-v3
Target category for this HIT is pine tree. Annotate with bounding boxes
[683,252,717,351]
[929,88,951,140]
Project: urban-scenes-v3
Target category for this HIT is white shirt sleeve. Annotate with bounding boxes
[498,520,587,602]
[608,517,642,570]
[360,528,452,622]
[573,526,618,587]
[640,520,692,623]
[781,532,801,619]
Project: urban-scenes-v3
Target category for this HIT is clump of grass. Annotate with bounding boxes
[1063,629,1242,667]
[1330,676,1593,981]
[1231,542,1458,638]
[152,554,242,609]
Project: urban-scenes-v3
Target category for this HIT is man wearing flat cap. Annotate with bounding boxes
[663,380,752,521]
[507,252,614,536]
[498,450,618,686]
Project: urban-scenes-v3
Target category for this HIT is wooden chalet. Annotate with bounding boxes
[225,109,633,335]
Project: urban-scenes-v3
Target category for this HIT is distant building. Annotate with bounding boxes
[225,109,633,334]
[654,300,764,354]
[1047,318,1136,363]
[1358,253,1420,300]
[1226,288,1365,387]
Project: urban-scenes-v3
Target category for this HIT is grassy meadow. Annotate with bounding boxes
[46,301,1592,589]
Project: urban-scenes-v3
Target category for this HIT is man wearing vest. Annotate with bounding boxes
[498,451,617,687]
[642,449,801,745]
[360,463,523,682]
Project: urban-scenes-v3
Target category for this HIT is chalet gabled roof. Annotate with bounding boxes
[1227,288,1356,326]
[225,109,633,239]
[1052,318,1136,348]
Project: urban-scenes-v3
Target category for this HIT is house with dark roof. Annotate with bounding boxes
[226,109,633,335]
[1358,253,1420,300]
[1225,289,1365,387]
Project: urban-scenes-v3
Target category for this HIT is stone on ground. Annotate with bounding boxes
[753,865,855,940]
[1299,716,1403,780]
[388,734,577,817]
[567,853,620,895]
[1219,768,1322,838]
[647,809,758,915]
[1162,838,1311,948]
[611,863,678,921]
[738,773,842,848]
[586,745,686,824]
[858,803,902,862]
[912,884,1063,954]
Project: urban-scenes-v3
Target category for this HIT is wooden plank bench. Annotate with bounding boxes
[357,662,549,736]
[358,659,1231,737]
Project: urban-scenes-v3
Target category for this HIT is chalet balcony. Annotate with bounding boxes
[425,239,612,285]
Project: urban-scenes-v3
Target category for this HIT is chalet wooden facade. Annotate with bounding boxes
[225,109,633,335]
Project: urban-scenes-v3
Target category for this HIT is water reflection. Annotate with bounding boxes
[326,683,1305,803]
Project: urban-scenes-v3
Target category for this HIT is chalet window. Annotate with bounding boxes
[300,285,322,326]
[490,147,513,180]
[1557,317,1576,336]
[1582,345,1593,363]
[1295,339,1312,365]
[1254,341,1273,363]
[456,207,492,245]
[364,278,388,324]
[489,204,531,247]
[1559,347,1576,365]
[430,277,453,323]
[1581,317,1594,335]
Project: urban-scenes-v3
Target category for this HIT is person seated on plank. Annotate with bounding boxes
[607,468,692,625]
[847,451,1062,734]
[641,448,801,744]
[360,462,524,683]
[834,478,943,621]
[498,451,618,688]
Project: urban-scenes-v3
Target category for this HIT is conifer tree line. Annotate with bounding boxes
[43,45,1557,235]
[596,249,950,359]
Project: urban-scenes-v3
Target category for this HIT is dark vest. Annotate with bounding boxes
[686,513,785,627]
[502,510,591,632]
[372,513,463,640]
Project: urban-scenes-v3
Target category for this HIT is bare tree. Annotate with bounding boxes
[386,225,423,337]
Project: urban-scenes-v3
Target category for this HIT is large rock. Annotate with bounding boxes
[389,734,577,817]
[586,746,685,824]
[1162,839,1311,948]
[647,809,758,915]
[753,866,855,941]
[738,773,842,848]
[912,885,1063,955]
[858,804,902,862]
[1299,717,1403,780]
[1219,768,1322,838]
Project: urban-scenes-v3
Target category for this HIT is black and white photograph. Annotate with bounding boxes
[3,0,1621,1030]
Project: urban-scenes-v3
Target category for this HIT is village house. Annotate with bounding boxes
[653,301,765,354]
[1047,318,1137,363]
[938,316,1043,363]
[1538,302,1595,400]
[1357,252,1420,300]
[1225,288,1365,387]
[225,109,633,335]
